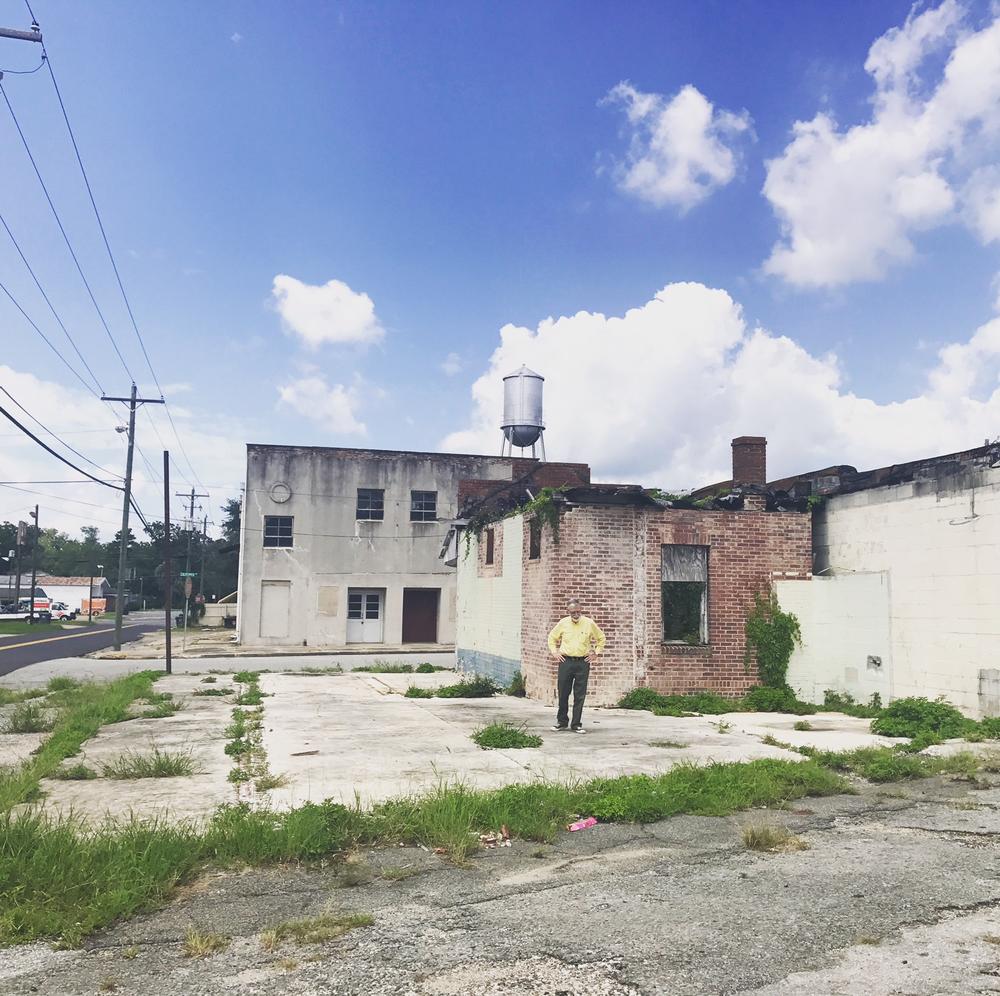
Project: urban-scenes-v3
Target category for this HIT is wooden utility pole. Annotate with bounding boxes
[163,451,172,675]
[176,486,207,634]
[102,385,164,650]
[28,506,38,623]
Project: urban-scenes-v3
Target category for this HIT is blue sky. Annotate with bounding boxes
[1,1,999,536]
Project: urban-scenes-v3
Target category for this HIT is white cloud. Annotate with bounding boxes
[271,275,385,348]
[441,352,462,376]
[230,32,243,44]
[763,1,1000,287]
[602,81,753,212]
[277,375,366,435]
[443,281,1000,488]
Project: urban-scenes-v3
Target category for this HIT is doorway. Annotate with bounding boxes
[402,588,439,644]
[347,588,384,643]
[260,581,291,638]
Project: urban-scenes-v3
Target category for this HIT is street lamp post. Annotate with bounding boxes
[91,564,103,624]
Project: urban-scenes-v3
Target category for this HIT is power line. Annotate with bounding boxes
[40,47,208,495]
[0,274,104,399]
[0,210,107,395]
[0,482,125,510]
[0,400,124,490]
[43,52,156,392]
[0,57,43,74]
[0,384,124,480]
[0,77,136,383]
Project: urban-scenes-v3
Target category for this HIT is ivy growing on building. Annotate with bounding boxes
[463,485,568,559]
[743,591,802,688]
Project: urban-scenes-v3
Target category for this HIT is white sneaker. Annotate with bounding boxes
[572,727,586,735]
[552,725,568,732]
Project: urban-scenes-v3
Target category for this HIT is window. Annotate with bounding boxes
[263,516,293,548]
[661,544,708,644]
[356,488,384,521]
[485,528,495,565]
[410,490,437,522]
[348,591,381,620]
[528,519,542,560]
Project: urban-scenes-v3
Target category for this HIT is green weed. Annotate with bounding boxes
[182,925,229,957]
[46,677,80,693]
[435,676,498,698]
[741,821,808,852]
[352,663,414,673]
[51,763,98,780]
[807,746,978,782]
[416,662,448,673]
[101,747,200,779]
[506,670,527,697]
[650,740,688,749]
[871,697,974,740]
[0,688,46,706]
[472,722,542,749]
[254,773,290,792]
[1,702,54,734]
[404,686,434,699]
[200,676,217,684]
[793,720,814,731]
[193,688,233,697]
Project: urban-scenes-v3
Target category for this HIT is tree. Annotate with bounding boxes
[221,498,241,545]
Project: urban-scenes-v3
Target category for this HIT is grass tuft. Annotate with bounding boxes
[193,688,233,697]
[46,677,80,693]
[200,676,217,684]
[650,740,688,749]
[793,720,814,731]
[1,701,54,734]
[101,747,200,779]
[472,722,542,750]
[0,688,46,706]
[264,911,374,946]
[182,925,230,958]
[255,773,290,792]
[435,676,498,698]
[741,821,809,852]
[404,685,434,699]
[51,763,98,780]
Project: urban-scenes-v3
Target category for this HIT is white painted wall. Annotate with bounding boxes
[777,573,892,707]
[804,463,1000,716]
[456,516,523,665]
[238,446,516,648]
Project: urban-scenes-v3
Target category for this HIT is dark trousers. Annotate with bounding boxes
[557,656,590,729]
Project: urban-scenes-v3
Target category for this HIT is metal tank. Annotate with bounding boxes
[501,365,545,455]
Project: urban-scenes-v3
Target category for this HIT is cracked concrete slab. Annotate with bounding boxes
[5,776,1000,996]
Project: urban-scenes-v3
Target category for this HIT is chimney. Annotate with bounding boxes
[732,436,767,487]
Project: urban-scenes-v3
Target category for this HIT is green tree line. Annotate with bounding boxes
[0,498,241,607]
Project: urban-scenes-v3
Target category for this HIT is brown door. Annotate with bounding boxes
[402,588,439,643]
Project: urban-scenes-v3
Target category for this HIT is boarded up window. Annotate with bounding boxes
[528,519,542,560]
[661,545,708,644]
[485,528,495,565]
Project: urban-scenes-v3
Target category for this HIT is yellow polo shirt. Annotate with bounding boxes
[547,615,606,657]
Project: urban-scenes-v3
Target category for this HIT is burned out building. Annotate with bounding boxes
[452,437,813,704]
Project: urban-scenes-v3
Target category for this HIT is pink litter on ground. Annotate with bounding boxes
[568,817,598,831]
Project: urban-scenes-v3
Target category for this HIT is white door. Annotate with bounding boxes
[347,589,384,643]
[260,581,291,638]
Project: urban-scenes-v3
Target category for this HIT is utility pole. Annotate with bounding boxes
[13,520,25,609]
[198,515,208,597]
[102,384,165,650]
[163,451,172,675]
[176,486,207,639]
[28,506,38,623]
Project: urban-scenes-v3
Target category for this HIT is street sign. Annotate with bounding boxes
[184,578,193,599]
[179,572,198,577]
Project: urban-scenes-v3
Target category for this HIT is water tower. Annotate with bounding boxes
[500,365,546,460]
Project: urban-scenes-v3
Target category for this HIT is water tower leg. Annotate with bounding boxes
[500,432,509,458]
[539,431,547,462]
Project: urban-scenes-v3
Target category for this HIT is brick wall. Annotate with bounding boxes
[519,502,811,706]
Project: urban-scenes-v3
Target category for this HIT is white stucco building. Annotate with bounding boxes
[779,443,1000,717]
[237,444,544,651]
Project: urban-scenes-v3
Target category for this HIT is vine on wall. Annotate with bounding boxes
[463,485,567,559]
[744,591,802,688]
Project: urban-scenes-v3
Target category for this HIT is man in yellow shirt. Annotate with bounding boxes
[547,598,606,734]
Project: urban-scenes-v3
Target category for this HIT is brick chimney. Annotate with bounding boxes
[732,436,767,487]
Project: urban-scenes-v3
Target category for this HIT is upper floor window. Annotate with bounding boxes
[485,527,495,565]
[661,544,708,644]
[356,488,385,521]
[528,519,542,560]
[263,516,293,548]
[410,490,437,522]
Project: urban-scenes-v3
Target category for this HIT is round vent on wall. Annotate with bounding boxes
[269,482,292,504]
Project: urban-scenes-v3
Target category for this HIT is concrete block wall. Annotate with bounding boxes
[519,502,813,706]
[777,573,892,706]
[455,516,523,686]
[813,464,1000,716]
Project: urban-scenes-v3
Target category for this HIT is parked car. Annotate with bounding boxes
[49,602,78,621]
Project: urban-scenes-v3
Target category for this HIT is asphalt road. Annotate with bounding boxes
[0,620,162,678]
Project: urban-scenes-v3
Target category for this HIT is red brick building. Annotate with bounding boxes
[452,438,812,705]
